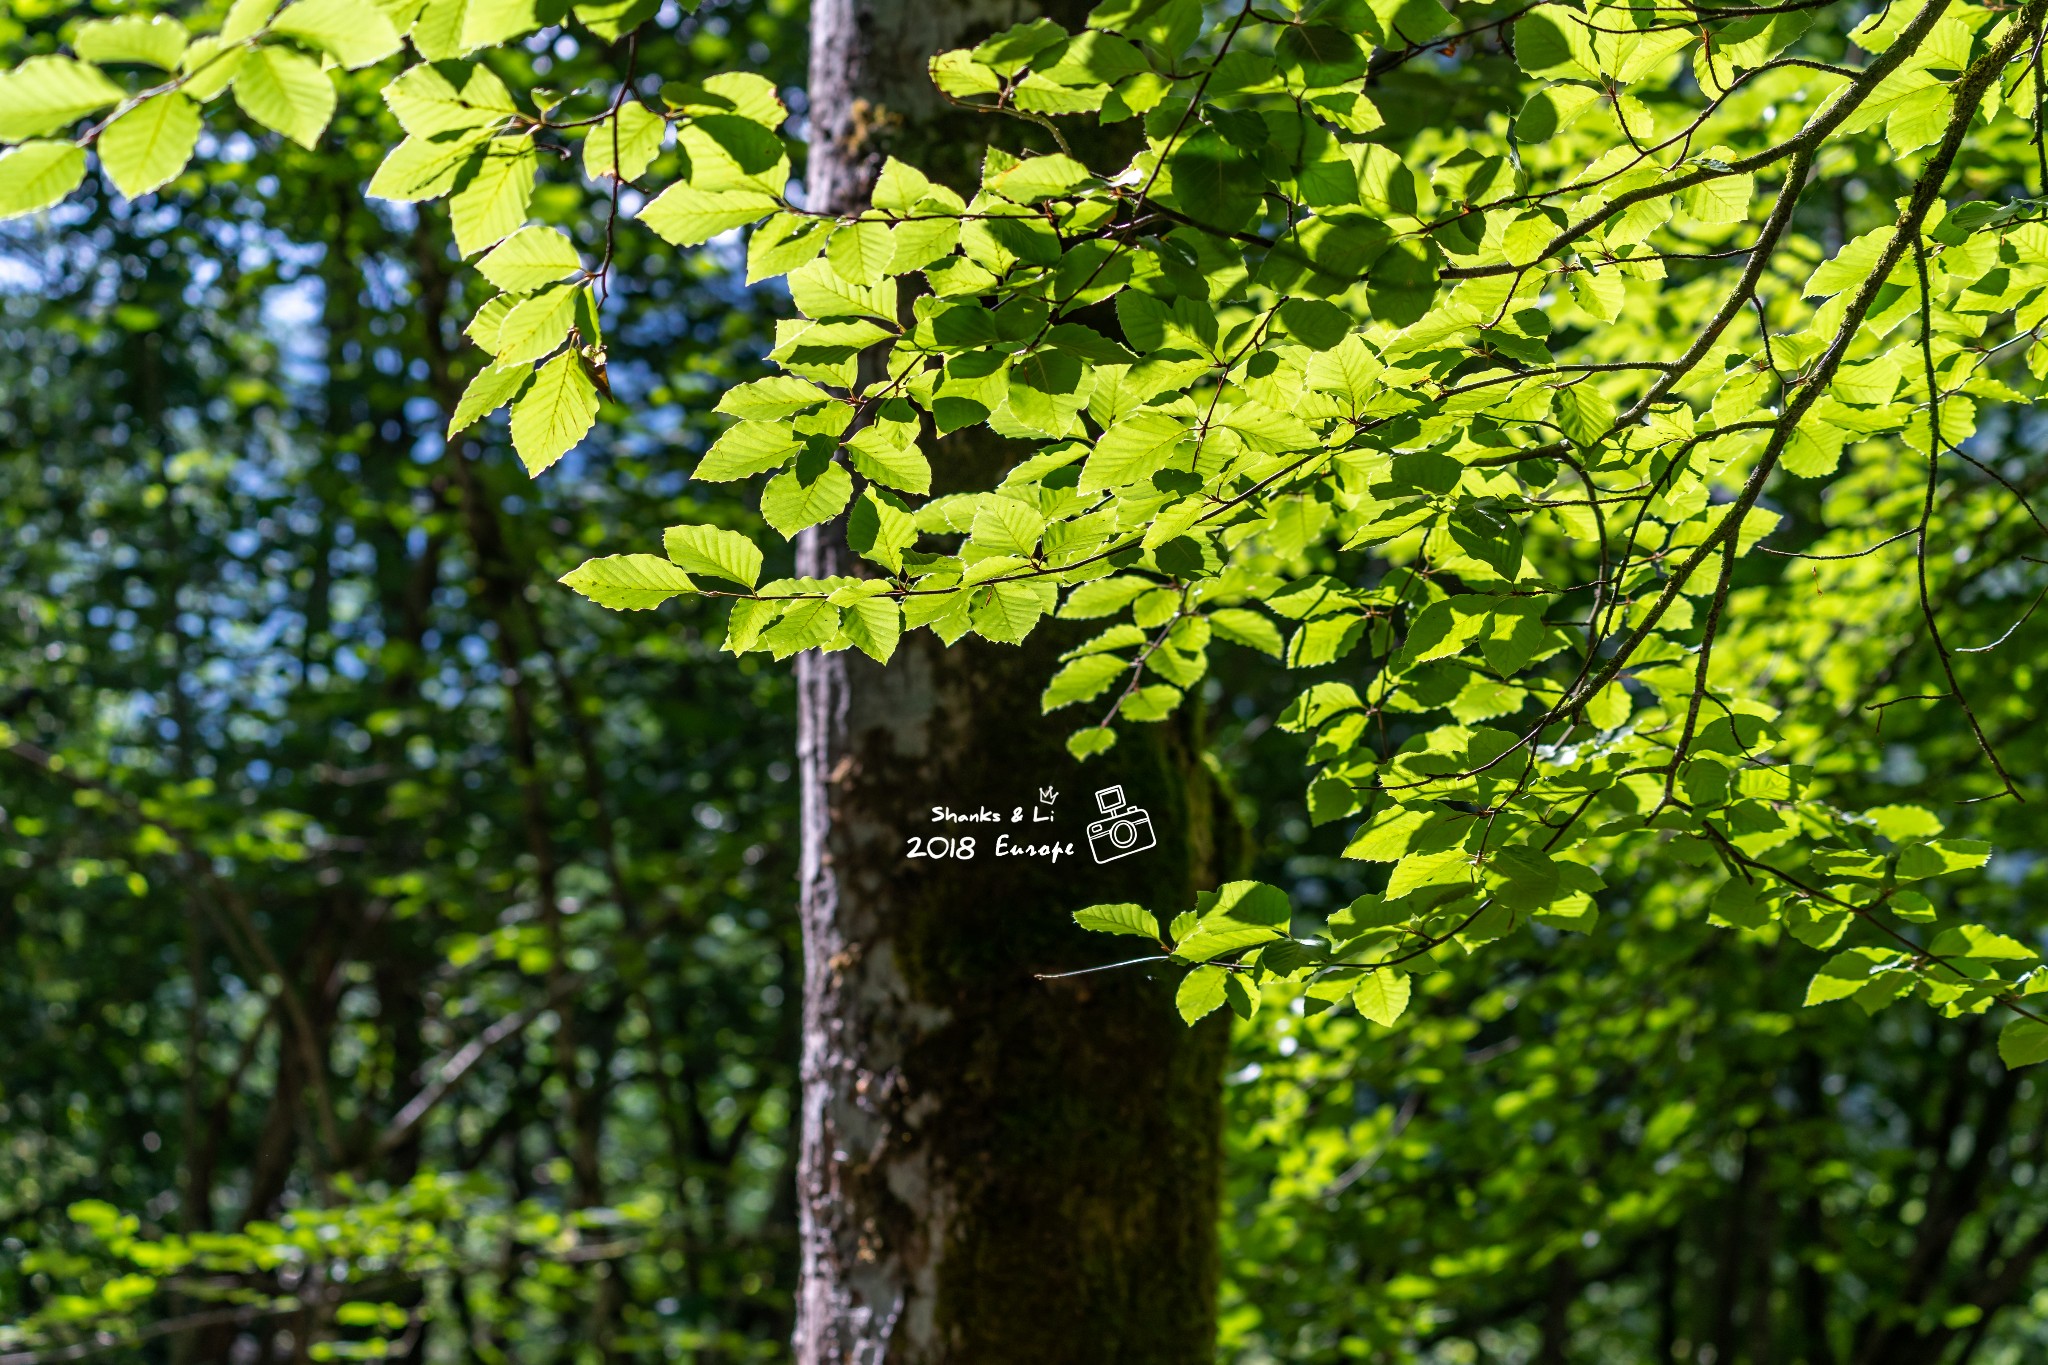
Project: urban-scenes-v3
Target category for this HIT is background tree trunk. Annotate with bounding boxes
[794,3,1235,1360]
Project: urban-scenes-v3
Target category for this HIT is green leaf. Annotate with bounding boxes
[582,100,664,182]
[1166,130,1261,231]
[1005,351,1085,435]
[367,133,490,202]
[972,582,1051,643]
[0,141,87,219]
[681,115,787,191]
[1884,84,1950,155]
[1567,267,1625,322]
[559,554,695,610]
[1275,297,1352,350]
[178,36,248,101]
[1046,323,1135,365]
[1679,166,1754,224]
[509,350,599,476]
[872,156,932,212]
[382,61,516,139]
[1218,402,1317,453]
[449,140,537,257]
[1278,681,1362,732]
[1803,228,1890,300]
[970,497,1045,557]
[457,0,545,51]
[574,0,659,41]
[1176,964,1228,1023]
[639,184,780,247]
[1286,614,1365,667]
[789,256,896,322]
[466,293,515,349]
[1555,382,1617,448]
[1895,839,1994,880]
[1932,839,1993,870]
[1174,920,1283,963]
[1038,29,1148,83]
[839,596,902,663]
[1581,680,1629,730]
[409,0,473,59]
[1078,410,1184,492]
[1204,881,1293,927]
[1365,236,1440,325]
[931,49,1003,98]
[847,487,917,571]
[721,597,779,653]
[1804,949,1890,1006]
[272,0,404,69]
[1119,683,1182,722]
[696,421,801,482]
[73,16,188,70]
[1866,804,1942,840]
[1042,654,1127,711]
[1376,0,1458,42]
[1059,576,1152,619]
[1207,607,1283,657]
[663,71,787,127]
[233,46,336,148]
[1068,630,1152,665]
[99,93,202,199]
[846,428,932,495]
[662,524,763,589]
[891,212,963,274]
[1352,970,1411,1026]
[477,225,584,293]
[0,57,126,142]
[1999,1017,2048,1069]
[1305,334,1383,411]
[1927,924,2034,962]
[445,362,533,436]
[716,376,828,420]
[1515,82,1601,141]
[223,0,284,44]
[489,286,579,365]
[1074,903,1161,939]
[1309,776,1361,826]
[827,219,893,286]
[760,598,840,657]
[972,17,1067,70]
[1343,804,1443,862]
[241,0,297,38]
[1394,599,1481,668]
[1514,10,1594,78]
[990,152,1094,203]
[1067,727,1117,760]
[1276,23,1368,85]
[759,461,854,538]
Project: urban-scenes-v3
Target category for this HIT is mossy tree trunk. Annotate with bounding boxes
[793,2,1234,1361]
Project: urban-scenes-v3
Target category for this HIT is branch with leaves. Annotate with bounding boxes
[4,0,2048,1061]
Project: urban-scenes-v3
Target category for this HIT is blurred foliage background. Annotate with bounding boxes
[1,1,808,1358]
[2,0,2047,1362]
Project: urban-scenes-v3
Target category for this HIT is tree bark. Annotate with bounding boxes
[794,3,1234,1361]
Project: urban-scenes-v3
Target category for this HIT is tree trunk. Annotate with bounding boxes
[794,3,1234,1361]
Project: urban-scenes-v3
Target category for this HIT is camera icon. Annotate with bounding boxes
[1086,785,1156,865]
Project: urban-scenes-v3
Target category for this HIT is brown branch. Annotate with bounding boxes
[376,975,581,1155]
